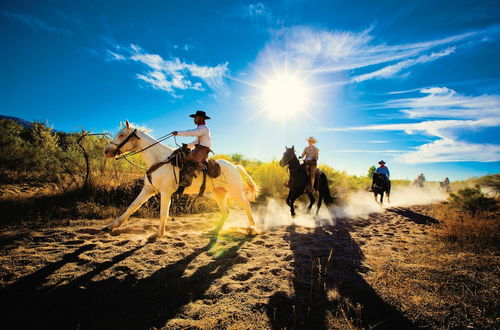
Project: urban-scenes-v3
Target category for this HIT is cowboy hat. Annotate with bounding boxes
[189,110,211,119]
[306,136,317,144]
[378,160,386,165]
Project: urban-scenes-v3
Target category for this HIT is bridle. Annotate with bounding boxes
[281,150,300,172]
[109,129,141,156]
[109,128,174,170]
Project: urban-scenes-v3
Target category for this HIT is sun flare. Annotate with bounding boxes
[261,72,311,119]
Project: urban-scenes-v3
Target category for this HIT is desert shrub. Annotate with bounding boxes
[448,185,498,216]
[251,160,288,199]
[477,174,500,196]
[431,202,499,251]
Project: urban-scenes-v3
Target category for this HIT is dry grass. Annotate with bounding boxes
[429,202,499,251]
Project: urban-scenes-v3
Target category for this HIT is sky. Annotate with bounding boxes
[1,0,499,181]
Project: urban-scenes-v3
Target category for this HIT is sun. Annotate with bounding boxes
[261,72,311,119]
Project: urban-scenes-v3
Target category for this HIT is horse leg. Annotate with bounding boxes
[380,192,384,204]
[316,193,323,215]
[157,191,173,238]
[288,190,302,217]
[386,191,391,203]
[212,188,230,235]
[104,186,156,231]
[307,192,315,214]
[231,190,257,235]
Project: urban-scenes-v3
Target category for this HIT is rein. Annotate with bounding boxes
[111,129,174,171]
[285,153,301,172]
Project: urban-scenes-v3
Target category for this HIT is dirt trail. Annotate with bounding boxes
[0,204,443,329]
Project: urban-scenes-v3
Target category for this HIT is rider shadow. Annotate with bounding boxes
[267,218,416,329]
[386,208,439,225]
[1,235,251,329]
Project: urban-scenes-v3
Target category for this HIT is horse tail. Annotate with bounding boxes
[236,165,260,201]
[319,172,334,205]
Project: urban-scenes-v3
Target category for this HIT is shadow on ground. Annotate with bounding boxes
[267,218,417,329]
[0,234,251,329]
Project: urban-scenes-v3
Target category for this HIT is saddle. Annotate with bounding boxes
[146,144,221,196]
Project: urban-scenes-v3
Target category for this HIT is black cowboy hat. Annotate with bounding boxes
[378,160,386,165]
[189,110,211,119]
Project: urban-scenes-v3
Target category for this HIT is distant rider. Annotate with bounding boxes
[375,160,391,191]
[299,136,319,193]
[172,110,212,194]
[416,173,426,187]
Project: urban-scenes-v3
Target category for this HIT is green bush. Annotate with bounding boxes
[448,185,498,216]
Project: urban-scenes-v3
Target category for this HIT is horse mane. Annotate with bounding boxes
[120,121,152,133]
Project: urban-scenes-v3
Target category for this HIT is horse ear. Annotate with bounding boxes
[292,145,295,151]
[285,145,288,150]
[125,120,130,128]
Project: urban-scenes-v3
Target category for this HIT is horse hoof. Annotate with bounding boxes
[247,227,258,236]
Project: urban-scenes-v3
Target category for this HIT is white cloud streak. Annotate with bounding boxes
[259,25,494,82]
[325,87,500,164]
[108,44,229,97]
[2,10,71,34]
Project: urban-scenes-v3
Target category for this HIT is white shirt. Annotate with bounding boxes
[176,125,212,148]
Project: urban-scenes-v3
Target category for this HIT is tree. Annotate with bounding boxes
[367,165,376,178]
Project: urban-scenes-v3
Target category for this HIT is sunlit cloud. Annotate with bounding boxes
[325,86,500,164]
[258,25,496,82]
[107,44,229,97]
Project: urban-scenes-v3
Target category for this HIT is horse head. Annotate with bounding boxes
[372,172,386,188]
[105,120,142,158]
[279,145,295,167]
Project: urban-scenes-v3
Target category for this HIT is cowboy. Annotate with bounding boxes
[416,173,426,187]
[172,110,212,193]
[299,136,319,193]
[375,160,391,191]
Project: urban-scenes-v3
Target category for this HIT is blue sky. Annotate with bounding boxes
[1,0,499,180]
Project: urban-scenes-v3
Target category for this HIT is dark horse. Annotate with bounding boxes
[279,146,334,217]
[371,172,391,204]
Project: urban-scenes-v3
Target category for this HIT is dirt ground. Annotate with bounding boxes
[0,203,497,329]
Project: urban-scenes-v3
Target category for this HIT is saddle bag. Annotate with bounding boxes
[206,159,221,178]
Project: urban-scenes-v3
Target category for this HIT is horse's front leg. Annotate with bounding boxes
[307,192,315,214]
[386,192,391,203]
[157,191,173,238]
[380,192,384,204]
[104,185,156,231]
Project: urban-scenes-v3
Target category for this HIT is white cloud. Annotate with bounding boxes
[352,47,456,82]
[108,44,230,97]
[258,25,491,82]
[400,138,500,163]
[325,86,500,164]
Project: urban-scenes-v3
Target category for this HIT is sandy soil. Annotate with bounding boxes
[0,201,455,330]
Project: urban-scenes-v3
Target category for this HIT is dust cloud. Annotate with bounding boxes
[253,186,447,230]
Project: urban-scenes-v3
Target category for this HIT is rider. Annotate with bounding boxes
[416,173,426,187]
[172,110,212,194]
[299,136,319,193]
[375,160,391,191]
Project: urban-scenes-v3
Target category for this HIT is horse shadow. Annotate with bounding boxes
[386,207,439,225]
[267,218,416,329]
[0,235,251,329]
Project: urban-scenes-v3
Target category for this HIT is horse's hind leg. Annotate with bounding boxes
[307,192,315,214]
[231,190,257,235]
[104,185,156,231]
[386,192,391,203]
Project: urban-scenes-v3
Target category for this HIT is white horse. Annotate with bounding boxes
[103,121,259,238]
